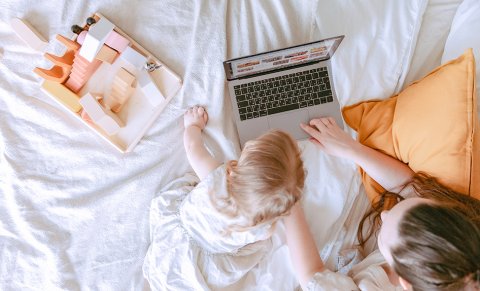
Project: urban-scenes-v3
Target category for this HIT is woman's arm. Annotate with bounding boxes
[184,107,221,180]
[301,117,414,192]
[284,204,325,289]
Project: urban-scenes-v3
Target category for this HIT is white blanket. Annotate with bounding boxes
[0,1,427,290]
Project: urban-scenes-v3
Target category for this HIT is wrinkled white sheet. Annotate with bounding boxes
[0,0,428,290]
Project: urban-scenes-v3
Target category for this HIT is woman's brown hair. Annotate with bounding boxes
[359,173,480,290]
[393,202,480,290]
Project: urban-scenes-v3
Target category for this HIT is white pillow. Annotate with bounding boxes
[311,0,428,107]
[441,0,480,116]
[404,0,463,88]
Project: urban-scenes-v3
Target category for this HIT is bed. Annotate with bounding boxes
[0,0,473,290]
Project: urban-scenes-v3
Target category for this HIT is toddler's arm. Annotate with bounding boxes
[301,117,413,193]
[184,106,221,180]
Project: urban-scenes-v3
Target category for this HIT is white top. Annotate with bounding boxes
[306,250,403,291]
[143,165,273,290]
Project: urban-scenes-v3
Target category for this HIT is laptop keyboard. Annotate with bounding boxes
[233,67,333,121]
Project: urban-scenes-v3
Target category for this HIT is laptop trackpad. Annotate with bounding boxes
[268,110,309,140]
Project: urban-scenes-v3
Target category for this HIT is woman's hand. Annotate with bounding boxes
[301,117,414,192]
[300,117,360,159]
[184,106,208,130]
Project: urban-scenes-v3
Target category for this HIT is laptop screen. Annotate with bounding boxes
[224,35,344,80]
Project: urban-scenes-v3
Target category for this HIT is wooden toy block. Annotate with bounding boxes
[41,80,82,112]
[119,46,146,74]
[138,70,165,107]
[116,67,135,86]
[104,67,136,112]
[65,79,83,93]
[79,93,124,135]
[79,17,115,62]
[76,31,87,45]
[80,109,95,125]
[56,34,81,51]
[34,66,70,83]
[95,45,118,64]
[105,31,130,52]
[34,33,81,83]
[44,50,75,67]
[10,18,48,52]
[65,52,102,93]
[33,12,183,153]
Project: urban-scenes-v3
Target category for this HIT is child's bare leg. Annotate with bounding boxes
[184,106,221,180]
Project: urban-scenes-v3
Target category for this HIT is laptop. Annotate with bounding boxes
[223,35,344,147]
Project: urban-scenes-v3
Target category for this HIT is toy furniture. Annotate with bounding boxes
[41,80,82,112]
[10,17,48,51]
[95,45,118,64]
[34,13,182,152]
[138,70,165,107]
[79,93,124,135]
[64,52,102,93]
[79,17,115,62]
[119,46,147,74]
[77,29,130,53]
[33,34,81,83]
[105,67,135,112]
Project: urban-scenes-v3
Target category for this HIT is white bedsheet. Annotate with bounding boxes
[0,1,428,290]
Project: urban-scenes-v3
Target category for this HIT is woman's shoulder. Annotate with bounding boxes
[306,269,359,291]
[307,250,402,291]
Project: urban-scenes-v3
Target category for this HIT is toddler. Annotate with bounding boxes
[143,106,305,290]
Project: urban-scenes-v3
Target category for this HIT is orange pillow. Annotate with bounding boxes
[343,49,479,203]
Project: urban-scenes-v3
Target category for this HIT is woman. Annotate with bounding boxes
[284,117,480,291]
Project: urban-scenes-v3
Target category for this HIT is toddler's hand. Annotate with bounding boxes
[184,106,208,130]
[300,117,359,159]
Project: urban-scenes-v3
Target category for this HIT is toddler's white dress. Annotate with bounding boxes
[143,165,273,291]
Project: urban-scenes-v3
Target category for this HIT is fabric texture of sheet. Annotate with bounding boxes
[0,0,429,290]
[403,0,463,88]
[143,164,273,290]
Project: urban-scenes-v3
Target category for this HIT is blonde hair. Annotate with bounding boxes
[210,130,305,231]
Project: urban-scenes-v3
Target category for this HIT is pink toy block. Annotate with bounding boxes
[79,93,124,136]
[105,67,135,113]
[76,30,87,45]
[138,69,165,107]
[65,51,102,93]
[79,17,115,62]
[10,18,48,51]
[80,109,93,123]
[95,45,118,64]
[105,31,130,52]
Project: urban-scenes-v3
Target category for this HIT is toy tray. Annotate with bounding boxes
[40,12,182,153]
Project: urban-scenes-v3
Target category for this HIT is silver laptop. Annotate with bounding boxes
[223,35,344,147]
